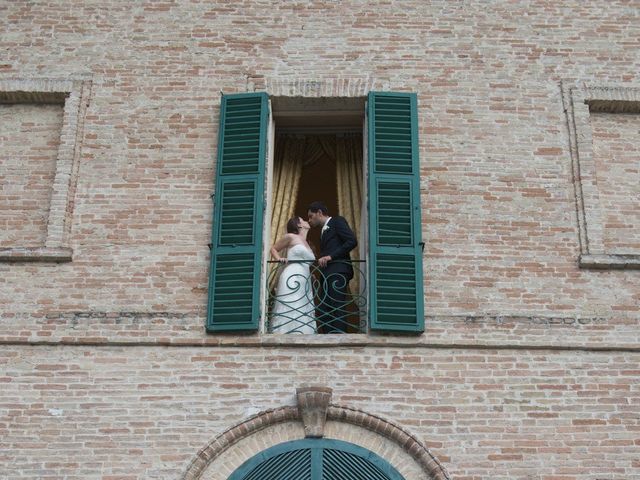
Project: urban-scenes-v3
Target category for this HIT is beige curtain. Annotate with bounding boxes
[335,135,363,248]
[334,134,364,295]
[270,136,306,252]
[268,136,306,291]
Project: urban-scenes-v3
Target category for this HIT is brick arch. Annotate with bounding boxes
[183,388,450,480]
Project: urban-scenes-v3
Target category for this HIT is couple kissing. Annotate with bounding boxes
[270,201,357,334]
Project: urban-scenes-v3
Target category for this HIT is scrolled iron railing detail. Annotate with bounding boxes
[267,260,366,334]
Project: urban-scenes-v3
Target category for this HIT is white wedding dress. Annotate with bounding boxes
[271,244,316,334]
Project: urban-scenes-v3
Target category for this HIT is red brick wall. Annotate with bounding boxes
[591,111,640,254]
[1,345,638,479]
[0,104,62,247]
[0,1,639,478]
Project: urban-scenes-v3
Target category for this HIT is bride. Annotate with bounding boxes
[269,216,316,334]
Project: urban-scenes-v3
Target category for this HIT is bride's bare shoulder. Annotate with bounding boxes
[288,236,303,246]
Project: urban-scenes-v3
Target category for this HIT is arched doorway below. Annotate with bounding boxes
[183,387,450,480]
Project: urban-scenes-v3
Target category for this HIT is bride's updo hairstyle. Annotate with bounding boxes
[286,216,301,234]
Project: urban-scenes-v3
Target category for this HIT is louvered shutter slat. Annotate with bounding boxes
[244,449,312,480]
[324,448,396,480]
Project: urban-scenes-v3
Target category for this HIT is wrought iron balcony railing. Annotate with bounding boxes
[266,260,366,334]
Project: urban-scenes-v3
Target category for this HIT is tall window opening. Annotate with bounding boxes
[267,97,366,333]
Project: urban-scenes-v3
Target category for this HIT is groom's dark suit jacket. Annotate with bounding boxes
[319,216,357,277]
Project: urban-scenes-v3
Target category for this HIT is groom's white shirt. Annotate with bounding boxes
[321,217,332,237]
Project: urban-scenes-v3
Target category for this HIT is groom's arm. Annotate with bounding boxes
[327,216,357,260]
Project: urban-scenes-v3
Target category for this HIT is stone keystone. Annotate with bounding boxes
[296,386,332,438]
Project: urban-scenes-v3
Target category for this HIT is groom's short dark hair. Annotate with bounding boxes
[308,201,328,215]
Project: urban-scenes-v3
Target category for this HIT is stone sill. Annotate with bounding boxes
[0,247,72,263]
[579,254,640,270]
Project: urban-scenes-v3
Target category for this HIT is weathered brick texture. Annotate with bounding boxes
[0,1,639,478]
[1,346,639,479]
[0,104,62,247]
[591,111,640,254]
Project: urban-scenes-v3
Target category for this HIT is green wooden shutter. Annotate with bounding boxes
[207,92,269,332]
[367,92,424,333]
[228,439,405,480]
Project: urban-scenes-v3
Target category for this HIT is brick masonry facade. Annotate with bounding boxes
[0,103,62,247]
[1,1,639,479]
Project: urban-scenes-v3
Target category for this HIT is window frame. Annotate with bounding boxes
[0,78,91,263]
[207,91,425,334]
[562,83,640,269]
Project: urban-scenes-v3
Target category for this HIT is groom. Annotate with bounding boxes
[307,201,357,334]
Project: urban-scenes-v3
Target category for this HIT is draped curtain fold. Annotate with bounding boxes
[335,135,363,296]
[269,136,306,291]
[270,136,306,251]
[303,136,332,168]
[335,135,363,253]
[315,135,337,166]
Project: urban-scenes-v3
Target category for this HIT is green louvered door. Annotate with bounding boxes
[207,93,269,332]
[367,92,424,333]
[228,439,405,480]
